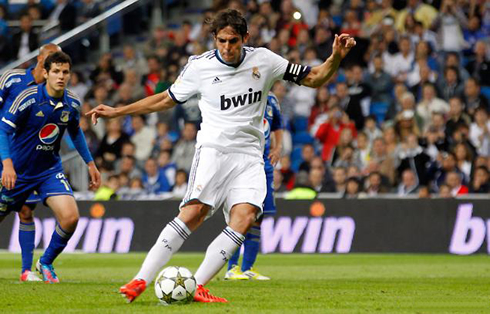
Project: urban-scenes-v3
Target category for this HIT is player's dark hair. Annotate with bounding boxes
[208,9,248,39]
[44,51,72,71]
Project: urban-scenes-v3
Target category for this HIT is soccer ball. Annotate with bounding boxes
[154,266,196,305]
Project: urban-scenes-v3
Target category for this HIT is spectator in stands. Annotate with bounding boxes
[463,15,485,56]
[328,167,347,193]
[369,137,395,185]
[308,86,329,129]
[432,0,467,53]
[466,40,490,86]
[12,13,38,60]
[298,143,315,174]
[469,106,490,157]
[273,169,287,193]
[309,167,329,193]
[69,71,89,101]
[347,65,371,117]
[386,36,414,83]
[167,30,189,66]
[117,155,142,181]
[171,122,197,173]
[79,116,99,156]
[343,177,362,198]
[131,115,156,164]
[355,132,371,170]
[398,133,431,185]
[446,171,469,196]
[285,172,317,200]
[90,52,123,87]
[418,185,431,198]
[396,0,437,32]
[421,125,447,161]
[429,152,461,191]
[96,118,130,166]
[382,125,401,158]
[445,97,471,139]
[332,127,356,165]
[142,158,170,194]
[453,142,473,181]
[333,144,361,169]
[172,169,188,199]
[443,52,470,82]
[112,83,136,105]
[123,68,146,101]
[438,66,464,102]
[438,183,452,197]
[362,115,382,146]
[366,54,393,105]
[316,105,357,162]
[48,0,77,32]
[469,166,490,193]
[142,55,162,96]
[157,150,177,187]
[279,155,295,191]
[395,109,420,141]
[463,78,489,115]
[94,175,120,201]
[336,81,364,130]
[117,45,149,77]
[364,171,389,196]
[416,83,449,130]
[397,169,419,196]
[386,83,408,121]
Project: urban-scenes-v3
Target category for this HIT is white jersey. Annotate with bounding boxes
[168,47,288,157]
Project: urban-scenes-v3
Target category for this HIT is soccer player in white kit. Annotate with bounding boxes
[88,9,355,303]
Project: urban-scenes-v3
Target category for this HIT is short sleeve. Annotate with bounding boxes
[262,48,289,82]
[167,58,201,104]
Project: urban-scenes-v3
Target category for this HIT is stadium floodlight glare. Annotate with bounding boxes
[293,11,302,20]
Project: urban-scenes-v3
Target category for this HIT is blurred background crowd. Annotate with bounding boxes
[1,0,490,200]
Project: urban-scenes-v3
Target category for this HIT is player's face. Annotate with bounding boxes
[44,62,71,96]
[215,26,249,64]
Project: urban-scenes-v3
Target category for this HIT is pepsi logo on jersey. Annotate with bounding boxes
[220,88,262,110]
[36,123,59,151]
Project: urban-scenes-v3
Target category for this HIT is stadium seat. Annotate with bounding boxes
[481,86,490,102]
[293,131,314,145]
[369,102,389,124]
[290,146,303,172]
[292,117,308,132]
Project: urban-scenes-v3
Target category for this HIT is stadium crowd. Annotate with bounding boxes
[4,0,490,199]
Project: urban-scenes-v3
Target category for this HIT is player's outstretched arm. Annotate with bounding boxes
[300,34,356,88]
[86,91,177,125]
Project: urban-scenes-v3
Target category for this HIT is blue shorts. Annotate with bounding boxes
[262,161,275,216]
[0,171,73,216]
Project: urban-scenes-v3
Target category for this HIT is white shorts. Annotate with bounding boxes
[180,146,266,223]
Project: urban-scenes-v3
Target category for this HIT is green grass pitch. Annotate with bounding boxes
[0,252,489,313]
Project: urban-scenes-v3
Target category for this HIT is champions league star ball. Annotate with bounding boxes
[154,266,196,305]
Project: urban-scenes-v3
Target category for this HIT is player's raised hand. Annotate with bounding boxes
[87,161,101,191]
[332,34,356,59]
[85,104,118,125]
[268,148,281,166]
[1,159,17,190]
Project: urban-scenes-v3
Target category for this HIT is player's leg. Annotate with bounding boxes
[18,198,42,282]
[120,201,209,302]
[36,195,78,283]
[241,167,274,280]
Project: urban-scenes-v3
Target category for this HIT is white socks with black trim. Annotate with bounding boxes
[194,226,245,286]
[135,217,191,283]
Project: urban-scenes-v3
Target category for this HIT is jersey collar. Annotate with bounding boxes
[41,83,68,110]
[215,48,246,68]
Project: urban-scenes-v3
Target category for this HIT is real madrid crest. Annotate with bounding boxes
[252,67,261,80]
[60,111,70,123]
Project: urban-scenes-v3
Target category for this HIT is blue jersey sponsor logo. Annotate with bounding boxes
[38,123,59,144]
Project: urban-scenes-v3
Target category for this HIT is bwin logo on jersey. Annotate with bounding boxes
[39,123,59,144]
[220,88,262,110]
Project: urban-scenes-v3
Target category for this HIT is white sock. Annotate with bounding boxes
[134,218,191,283]
[194,226,245,286]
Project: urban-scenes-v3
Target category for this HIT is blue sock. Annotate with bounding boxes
[19,222,35,273]
[241,226,261,272]
[228,245,240,270]
[40,224,73,265]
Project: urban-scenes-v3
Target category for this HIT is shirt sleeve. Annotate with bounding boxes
[262,48,289,82]
[269,94,283,132]
[68,109,93,164]
[167,57,201,104]
[0,93,34,133]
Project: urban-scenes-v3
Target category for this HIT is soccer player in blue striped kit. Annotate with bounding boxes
[225,92,283,280]
[0,43,60,281]
[0,51,101,283]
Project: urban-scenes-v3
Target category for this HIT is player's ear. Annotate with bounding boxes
[243,32,250,43]
[42,68,48,80]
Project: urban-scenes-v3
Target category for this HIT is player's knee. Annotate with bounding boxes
[60,212,79,230]
[18,206,34,223]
